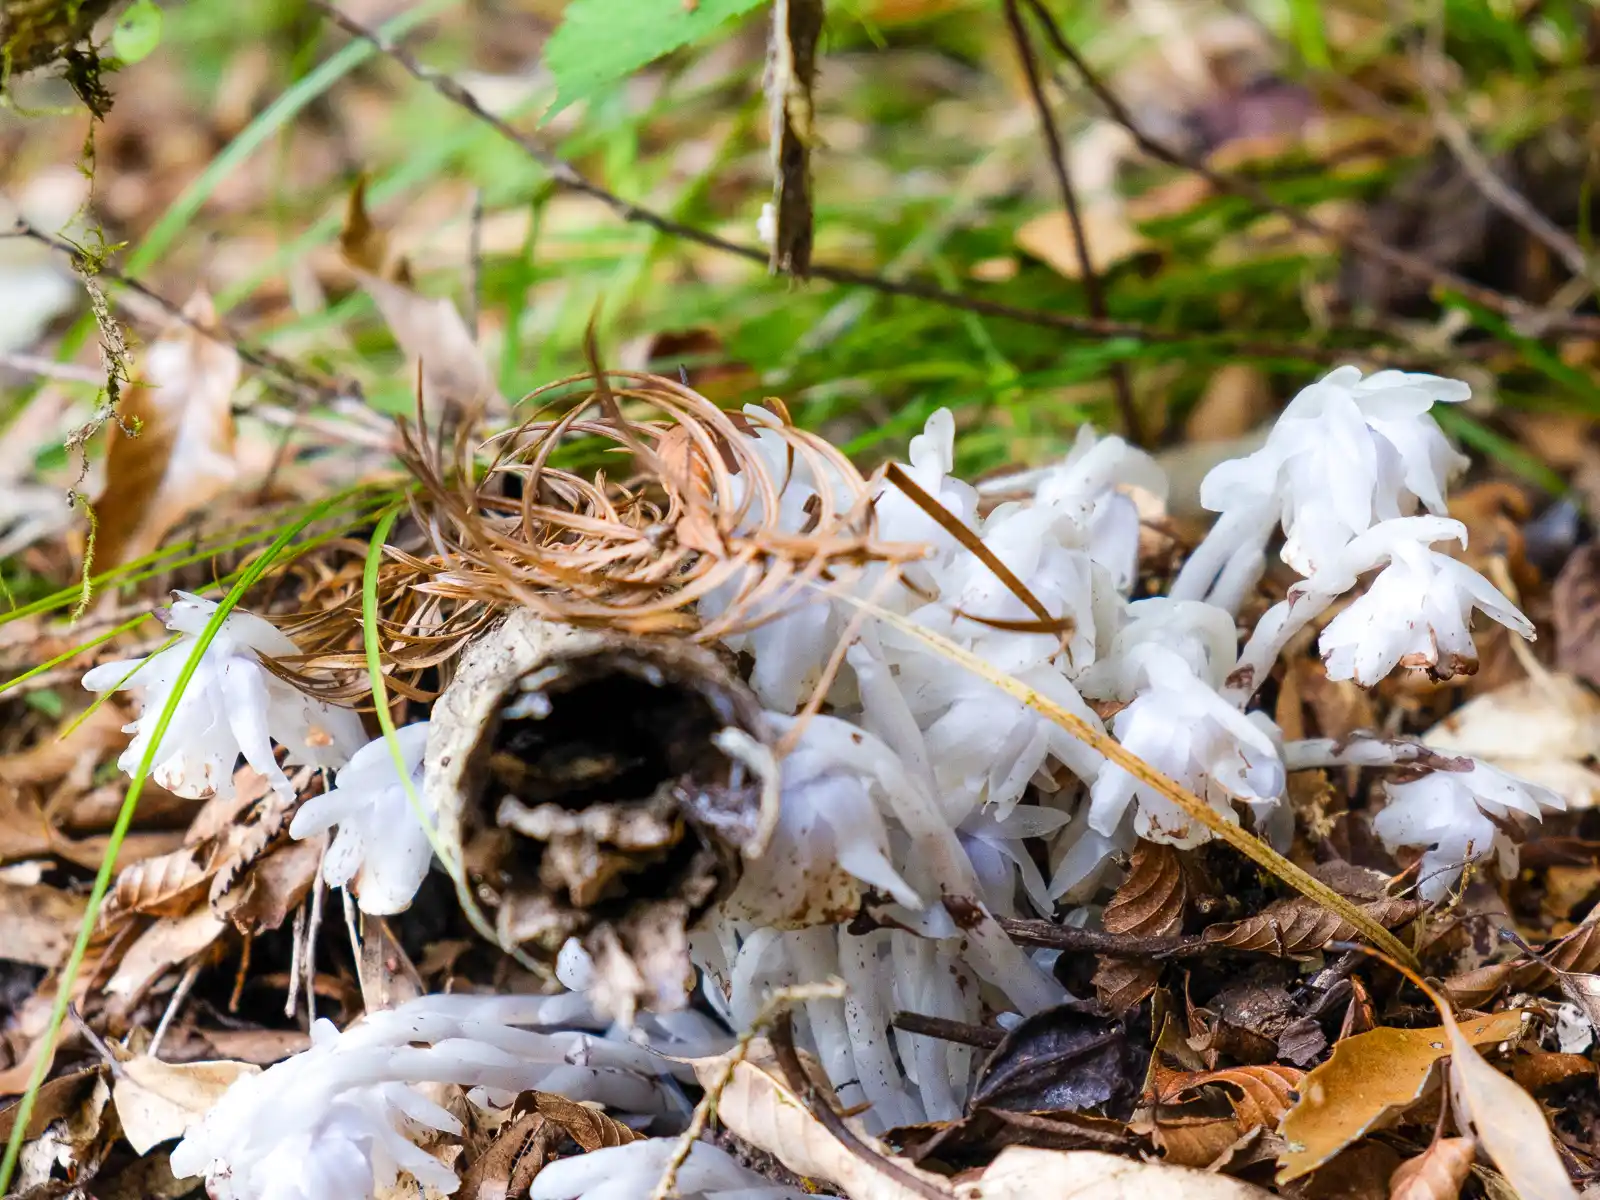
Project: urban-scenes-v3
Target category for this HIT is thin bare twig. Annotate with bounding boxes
[1004,0,1144,447]
[303,1,1449,369]
[891,1011,1006,1049]
[1018,0,1600,339]
[0,351,107,385]
[7,219,354,408]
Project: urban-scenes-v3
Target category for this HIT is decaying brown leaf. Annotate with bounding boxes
[10,1071,113,1199]
[103,903,228,1010]
[1203,894,1422,956]
[1094,843,1186,1013]
[1015,205,1154,279]
[111,1056,260,1155]
[1156,1063,1303,1130]
[1278,1009,1528,1181]
[91,288,240,577]
[1442,1008,1577,1200]
[1389,1137,1476,1200]
[427,610,777,1023]
[971,1003,1146,1119]
[340,179,503,422]
[0,879,86,967]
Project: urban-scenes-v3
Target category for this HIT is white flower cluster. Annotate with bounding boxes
[169,993,709,1200]
[111,366,1570,1200]
[84,593,365,802]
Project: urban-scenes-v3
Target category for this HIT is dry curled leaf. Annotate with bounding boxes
[1203,895,1422,956]
[1389,1137,1476,1200]
[90,287,240,577]
[1015,205,1153,279]
[1096,844,1185,1012]
[1104,843,1187,937]
[1157,1064,1303,1131]
[1442,1007,1577,1200]
[1278,1010,1528,1181]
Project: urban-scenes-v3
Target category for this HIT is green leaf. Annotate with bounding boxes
[544,0,770,119]
[112,0,164,65]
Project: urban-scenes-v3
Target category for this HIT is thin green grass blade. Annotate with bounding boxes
[0,491,357,1195]
[359,507,537,967]
[0,613,153,697]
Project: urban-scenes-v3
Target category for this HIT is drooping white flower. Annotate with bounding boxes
[289,722,434,915]
[721,712,921,927]
[1316,517,1533,685]
[1086,644,1285,848]
[1031,424,1167,593]
[1373,761,1564,903]
[83,592,365,802]
[530,1138,810,1200]
[1177,366,1471,595]
[170,994,695,1200]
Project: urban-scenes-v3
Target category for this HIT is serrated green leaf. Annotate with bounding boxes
[543,0,770,119]
[112,0,164,65]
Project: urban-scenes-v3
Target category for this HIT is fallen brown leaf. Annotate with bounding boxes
[1203,894,1422,956]
[1278,1009,1528,1180]
[0,879,86,967]
[1388,1137,1474,1200]
[103,903,227,1009]
[1157,1064,1303,1130]
[1553,542,1600,689]
[690,1043,947,1200]
[91,288,240,576]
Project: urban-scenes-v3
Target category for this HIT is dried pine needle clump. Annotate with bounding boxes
[405,370,926,642]
[426,609,777,1023]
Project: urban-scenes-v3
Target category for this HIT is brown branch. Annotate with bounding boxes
[997,916,1203,958]
[891,1011,1005,1049]
[304,0,1453,370]
[1004,0,1143,447]
[1018,0,1600,339]
[7,219,353,408]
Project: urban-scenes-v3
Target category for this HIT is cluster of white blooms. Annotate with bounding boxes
[83,592,366,802]
[169,993,711,1200]
[97,365,1571,1200]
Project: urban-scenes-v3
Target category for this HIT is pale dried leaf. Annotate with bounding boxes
[111,843,218,918]
[964,1147,1275,1199]
[1423,674,1600,807]
[91,288,240,575]
[1278,1010,1528,1181]
[1444,1010,1577,1200]
[691,1046,947,1200]
[113,1056,259,1155]
[103,904,227,1003]
[1015,204,1152,279]
[340,179,502,421]
[1389,1138,1475,1200]
[0,880,86,967]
